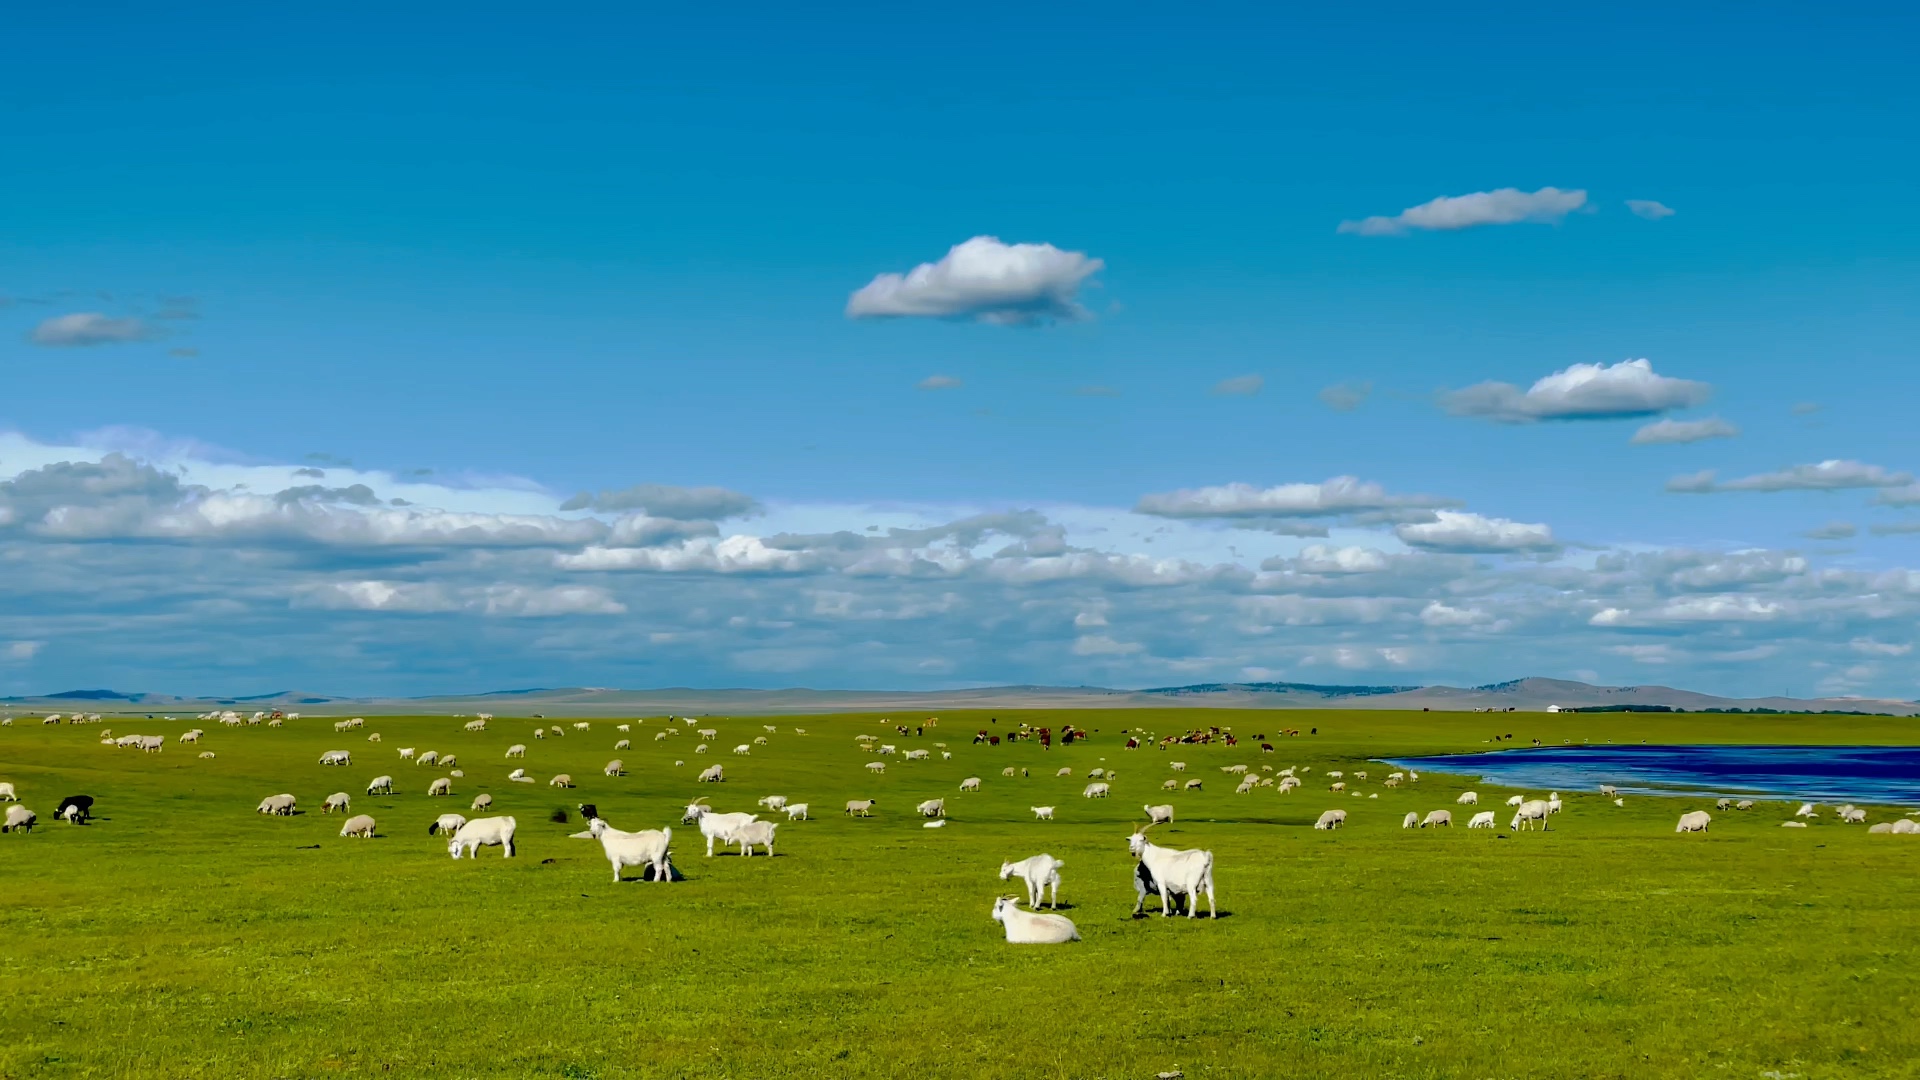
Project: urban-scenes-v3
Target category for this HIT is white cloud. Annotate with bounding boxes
[556,535,816,574]
[1420,601,1491,627]
[1071,634,1144,656]
[1873,486,1920,507]
[559,483,759,519]
[1288,545,1391,574]
[1804,521,1857,541]
[917,374,963,391]
[846,236,1104,325]
[1630,416,1739,445]
[296,581,624,617]
[1670,460,1914,494]
[1339,186,1587,236]
[1136,476,1443,520]
[1850,637,1912,657]
[1626,200,1676,220]
[1443,359,1710,423]
[3,640,43,662]
[1319,380,1372,412]
[30,312,156,347]
[1394,511,1557,553]
[1211,374,1263,397]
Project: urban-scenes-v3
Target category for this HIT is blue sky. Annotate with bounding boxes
[3,2,1918,697]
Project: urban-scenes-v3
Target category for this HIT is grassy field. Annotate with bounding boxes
[2,708,1918,1079]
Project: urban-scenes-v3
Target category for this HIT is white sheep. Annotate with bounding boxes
[732,744,751,756]
[1329,782,1346,793]
[1184,779,1202,791]
[784,803,810,821]
[1422,810,1452,828]
[508,768,533,783]
[198,751,216,759]
[1314,809,1346,830]
[1468,811,1497,829]
[448,816,517,858]
[429,813,466,835]
[1169,762,1186,772]
[1161,779,1179,791]
[999,853,1064,908]
[1841,807,1867,824]
[534,729,546,740]
[1456,791,1478,806]
[464,719,487,732]
[399,747,416,759]
[1891,819,1919,835]
[322,792,351,814]
[959,777,982,792]
[917,798,946,818]
[256,793,297,815]
[865,762,886,774]
[1402,811,1419,829]
[1506,794,1524,807]
[1083,782,1110,799]
[614,739,631,751]
[618,724,632,733]
[844,799,876,817]
[732,819,777,856]
[604,760,625,777]
[1031,806,1055,821]
[1128,823,1217,918]
[698,765,725,783]
[338,814,377,838]
[573,722,591,732]
[1547,794,1563,815]
[941,751,952,760]
[1675,810,1712,833]
[441,755,458,769]
[505,744,527,758]
[1795,802,1818,818]
[428,778,452,796]
[1781,820,1808,828]
[758,795,789,811]
[1002,766,1017,777]
[991,896,1079,944]
[589,817,674,881]
[1144,804,1174,825]
[318,750,353,766]
[3,805,36,833]
[1511,800,1550,830]
[0,783,17,802]
[698,729,718,741]
[416,751,439,766]
[471,793,493,811]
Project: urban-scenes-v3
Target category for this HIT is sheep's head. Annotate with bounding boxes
[446,839,462,859]
[587,818,608,837]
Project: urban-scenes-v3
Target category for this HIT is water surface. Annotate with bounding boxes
[1384,744,1920,805]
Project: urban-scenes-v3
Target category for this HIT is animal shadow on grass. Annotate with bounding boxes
[617,864,687,883]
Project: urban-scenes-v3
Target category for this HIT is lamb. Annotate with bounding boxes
[338,814,377,838]
[54,795,93,824]
[1422,810,1452,828]
[732,819,777,856]
[757,795,788,811]
[1468,811,1497,829]
[506,744,527,758]
[991,896,1079,944]
[1511,800,1550,831]
[1083,782,1110,799]
[428,778,452,796]
[1402,811,1419,829]
[844,799,876,817]
[256,793,297,815]
[1128,823,1217,918]
[698,765,725,783]
[917,798,946,818]
[550,774,574,788]
[699,810,759,856]
[1144,804,1175,825]
[4,805,38,833]
[604,760,625,777]
[1675,810,1712,833]
[588,817,674,881]
[322,792,352,814]
[1456,791,1478,806]
[1314,809,1346,830]
[959,777,982,792]
[999,853,1065,908]
[367,775,394,795]
[471,793,493,811]
[784,803,810,821]
[430,813,467,835]
[1031,806,1055,821]
[448,815,517,858]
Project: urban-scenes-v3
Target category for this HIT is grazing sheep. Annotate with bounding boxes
[428,778,452,796]
[699,810,758,856]
[991,896,1079,944]
[844,799,876,817]
[588,817,675,882]
[1056,767,1073,777]
[1456,791,1478,806]
[1161,779,1178,790]
[551,726,565,737]
[1383,777,1401,788]
[865,762,886,774]
[507,768,533,783]
[256,794,297,816]
[416,751,438,767]
[1422,810,1453,828]
[573,723,591,732]
[1314,809,1346,830]
[1183,779,1202,791]
[959,777,982,792]
[1506,795,1525,807]
[464,719,487,732]
[698,765,725,783]
[1715,798,1732,811]
[917,798,946,818]
[319,750,353,766]
[1869,822,1895,834]
[784,802,810,820]
[1000,853,1065,908]
[448,816,517,858]
[322,792,352,814]
[1841,807,1867,824]
[1128,824,1217,919]
[604,760,625,777]
[1329,782,1346,793]
[4,805,38,833]
[1031,806,1055,821]
[506,744,527,758]
[1144,804,1175,825]
[1089,768,1107,780]
[0,783,16,802]
[399,747,416,759]
[1736,800,1754,811]
[54,795,93,824]
[1676,810,1712,833]
[1511,800,1550,831]
[430,813,467,835]
[367,733,381,743]
[1599,785,1618,797]
[732,744,752,756]
[1083,782,1110,799]
[550,774,574,788]
[1468,811,1497,829]
[534,729,545,740]
[1402,811,1419,829]
[1002,766,1017,777]
[941,751,952,760]
[1891,819,1919,834]
[1169,762,1187,772]
[338,814,377,838]
[614,739,631,751]
[179,729,202,743]
[758,795,789,811]
[732,819,778,856]
[698,729,718,741]
[470,793,493,811]
[694,744,709,755]
[441,755,458,769]
[367,775,394,795]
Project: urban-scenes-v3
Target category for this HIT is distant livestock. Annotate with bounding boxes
[1083,783,1110,799]
[1511,800,1551,831]
[367,775,394,795]
[1314,809,1346,830]
[1422,810,1452,828]
[1456,791,1478,806]
[844,800,876,817]
[338,814,377,838]
[1468,811,1497,828]
[1676,811,1712,833]
[448,816,517,858]
[257,794,297,816]
[1144,804,1174,825]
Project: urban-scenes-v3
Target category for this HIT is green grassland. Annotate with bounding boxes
[2,708,1917,1079]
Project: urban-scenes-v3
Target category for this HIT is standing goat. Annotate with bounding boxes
[998,853,1064,908]
[1128,823,1217,919]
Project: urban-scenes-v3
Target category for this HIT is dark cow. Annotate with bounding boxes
[55,795,94,824]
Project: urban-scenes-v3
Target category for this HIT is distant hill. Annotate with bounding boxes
[4,677,1915,716]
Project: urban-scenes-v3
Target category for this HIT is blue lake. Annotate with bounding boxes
[1383,744,1920,805]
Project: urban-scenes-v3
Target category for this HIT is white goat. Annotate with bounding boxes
[1143,804,1174,825]
[589,818,674,882]
[784,803,810,821]
[1468,811,1497,828]
[700,810,758,856]
[917,798,946,818]
[991,896,1079,944]
[448,816,516,858]
[1031,806,1055,821]
[732,819,777,856]
[999,853,1064,908]
[1128,824,1217,919]
[758,795,788,811]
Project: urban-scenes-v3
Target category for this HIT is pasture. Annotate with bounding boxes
[3,708,1918,1079]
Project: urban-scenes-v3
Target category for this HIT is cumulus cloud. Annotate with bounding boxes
[30,312,156,347]
[917,374,963,391]
[1669,460,1914,494]
[1630,416,1739,445]
[1872,486,1920,507]
[1420,601,1493,627]
[559,483,759,520]
[3,640,43,662]
[1211,374,1263,397]
[1626,200,1676,220]
[1394,510,1558,554]
[1339,186,1587,236]
[1136,476,1446,520]
[845,236,1105,325]
[556,535,816,574]
[1850,637,1912,657]
[1804,521,1857,540]
[1443,359,1710,423]
[1318,381,1371,412]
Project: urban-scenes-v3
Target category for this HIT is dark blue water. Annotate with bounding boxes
[1383,744,1920,805]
